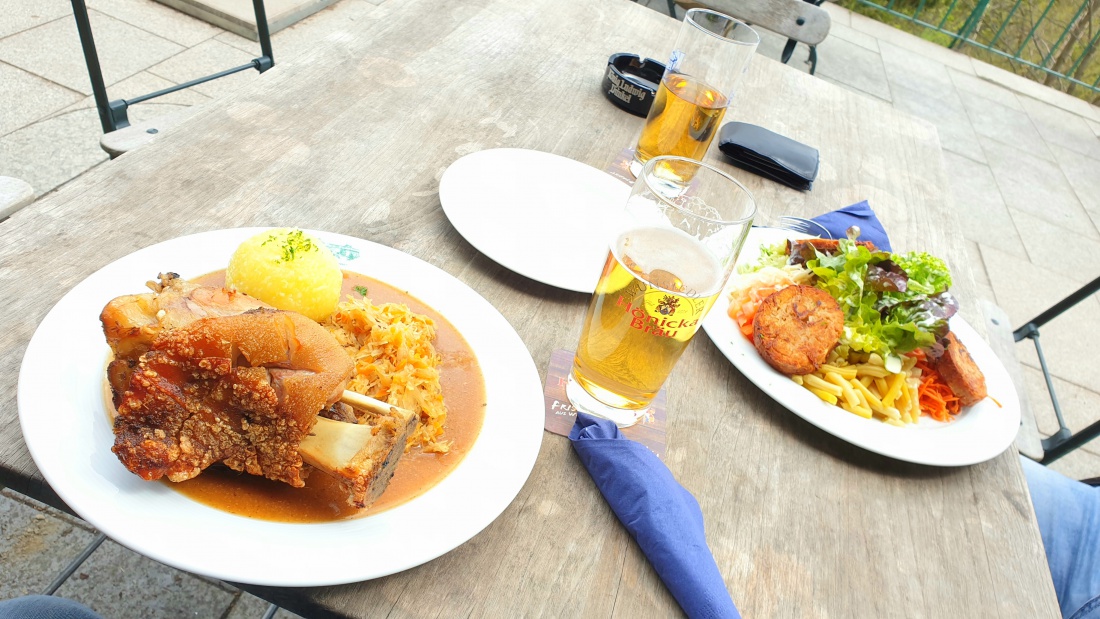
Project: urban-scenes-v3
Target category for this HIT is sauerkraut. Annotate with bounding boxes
[325,298,450,453]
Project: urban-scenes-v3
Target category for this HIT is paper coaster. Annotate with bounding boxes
[543,348,668,458]
[605,148,636,185]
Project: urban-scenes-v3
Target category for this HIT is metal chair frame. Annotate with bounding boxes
[1014,274,1100,464]
[69,0,274,135]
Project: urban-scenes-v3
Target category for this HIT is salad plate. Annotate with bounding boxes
[702,227,1020,467]
[18,228,545,586]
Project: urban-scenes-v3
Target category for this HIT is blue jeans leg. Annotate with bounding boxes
[0,595,102,619]
[1022,456,1100,619]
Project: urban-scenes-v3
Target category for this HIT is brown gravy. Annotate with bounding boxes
[118,271,486,523]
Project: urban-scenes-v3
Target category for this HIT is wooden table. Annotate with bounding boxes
[0,0,1060,616]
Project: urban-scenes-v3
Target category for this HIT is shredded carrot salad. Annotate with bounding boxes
[913,358,961,422]
[325,298,450,453]
[727,266,812,341]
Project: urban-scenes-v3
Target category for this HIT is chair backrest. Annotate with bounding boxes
[677,0,831,47]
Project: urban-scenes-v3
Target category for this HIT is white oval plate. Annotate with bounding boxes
[439,148,630,293]
[702,228,1021,467]
[18,228,545,586]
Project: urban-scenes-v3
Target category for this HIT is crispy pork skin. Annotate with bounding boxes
[112,309,353,486]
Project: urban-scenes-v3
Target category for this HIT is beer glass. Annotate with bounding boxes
[567,156,756,427]
[631,10,759,177]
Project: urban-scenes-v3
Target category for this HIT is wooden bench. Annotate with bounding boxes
[99,107,200,158]
[0,177,34,221]
[980,300,1044,460]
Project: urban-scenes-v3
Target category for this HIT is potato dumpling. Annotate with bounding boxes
[226,229,342,322]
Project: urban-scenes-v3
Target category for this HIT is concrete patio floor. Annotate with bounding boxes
[2,0,1100,616]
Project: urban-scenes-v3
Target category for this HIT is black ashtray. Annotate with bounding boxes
[602,53,666,117]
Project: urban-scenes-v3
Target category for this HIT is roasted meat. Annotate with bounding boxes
[934,332,987,406]
[753,285,844,375]
[102,275,420,508]
[112,309,353,487]
[101,273,270,403]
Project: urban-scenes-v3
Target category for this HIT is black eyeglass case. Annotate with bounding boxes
[717,122,820,191]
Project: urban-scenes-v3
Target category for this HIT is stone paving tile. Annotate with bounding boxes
[878,39,955,95]
[228,592,306,619]
[0,0,72,40]
[1017,94,1100,162]
[755,29,794,68]
[755,30,822,76]
[813,35,892,102]
[87,0,221,47]
[216,30,262,55]
[979,137,1094,236]
[826,21,878,53]
[946,68,1023,111]
[1022,365,1100,439]
[54,538,237,619]
[1090,119,1100,138]
[964,240,996,304]
[0,491,96,599]
[982,243,1100,392]
[847,10,974,74]
[821,1,850,26]
[55,70,213,117]
[971,59,1100,123]
[1019,361,1100,480]
[889,80,985,163]
[147,38,261,99]
[1009,207,1100,281]
[0,10,184,96]
[0,62,84,138]
[0,108,108,197]
[215,0,378,62]
[1049,143,1100,218]
[942,150,1020,253]
[961,89,1054,161]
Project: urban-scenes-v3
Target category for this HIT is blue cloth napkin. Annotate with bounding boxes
[569,413,740,619]
[810,200,892,252]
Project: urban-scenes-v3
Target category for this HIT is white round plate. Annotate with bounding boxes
[702,227,1021,467]
[18,228,545,586]
[439,148,630,293]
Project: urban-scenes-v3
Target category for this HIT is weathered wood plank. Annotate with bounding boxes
[0,0,1058,616]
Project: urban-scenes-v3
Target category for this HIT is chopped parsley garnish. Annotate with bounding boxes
[354,285,369,297]
[261,229,317,263]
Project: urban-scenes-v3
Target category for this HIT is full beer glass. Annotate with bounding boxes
[567,156,756,427]
[631,10,759,177]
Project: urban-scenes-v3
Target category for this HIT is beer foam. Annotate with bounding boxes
[616,227,723,296]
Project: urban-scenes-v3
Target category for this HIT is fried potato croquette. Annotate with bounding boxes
[934,331,987,406]
[753,285,844,375]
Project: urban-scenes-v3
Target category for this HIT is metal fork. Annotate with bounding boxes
[775,216,833,239]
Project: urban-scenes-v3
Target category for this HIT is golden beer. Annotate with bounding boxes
[633,73,729,167]
[572,227,723,409]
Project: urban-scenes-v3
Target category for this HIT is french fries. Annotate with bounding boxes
[792,358,924,424]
